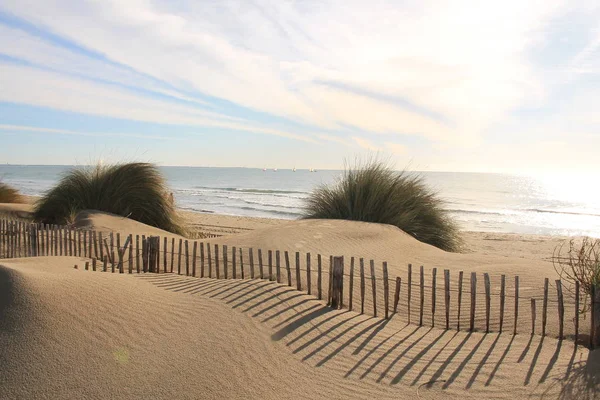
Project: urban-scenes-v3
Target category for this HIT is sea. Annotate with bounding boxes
[1,165,599,237]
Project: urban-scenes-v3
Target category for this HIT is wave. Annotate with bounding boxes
[525,208,600,218]
[448,207,600,218]
[239,206,302,218]
[192,186,307,195]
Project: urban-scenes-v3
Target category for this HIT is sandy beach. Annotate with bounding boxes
[1,203,597,399]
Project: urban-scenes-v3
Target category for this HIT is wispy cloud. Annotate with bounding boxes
[0,0,599,170]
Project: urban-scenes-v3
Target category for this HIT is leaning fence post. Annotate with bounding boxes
[393,277,401,315]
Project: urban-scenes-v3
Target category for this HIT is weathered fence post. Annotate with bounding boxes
[531,298,536,335]
[330,256,344,309]
[574,280,580,345]
[258,248,264,279]
[348,257,354,311]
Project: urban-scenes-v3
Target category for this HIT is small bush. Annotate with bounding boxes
[302,159,461,251]
[33,162,185,235]
[0,181,23,203]
[553,237,600,308]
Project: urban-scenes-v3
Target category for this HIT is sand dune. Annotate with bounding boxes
[1,257,596,399]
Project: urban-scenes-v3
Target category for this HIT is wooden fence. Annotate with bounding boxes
[0,217,598,348]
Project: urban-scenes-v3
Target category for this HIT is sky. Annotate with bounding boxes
[0,0,599,174]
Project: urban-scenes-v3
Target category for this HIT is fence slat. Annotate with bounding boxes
[348,257,354,311]
[484,273,491,333]
[136,235,141,273]
[470,272,477,332]
[223,245,228,279]
[200,242,205,278]
[360,258,365,314]
[531,298,536,334]
[575,280,580,345]
[207,242,212,278]
[318,254,323,300]
[170,238,175,273]
[420,266,425,326]
[185,240,190,276]
[307,253,312,295]
[128,234,133,274]
[457,271,463,331]
[240,248,245,279]
[514,276,519,335]
[192,241,197,277]
[276,250,281,283]
[284,251,291,286]
[556,279,564,339]
[295,252,301,290]
[432,268,437,327]
[249,248,255,279]
[328,256,333,305]
[393,277,401,315]
[499,275,506,333]
[233,247,237,279]
[542,278,549,336]
[177,239,182,275]
[258,248,264,279]
[330,256,344,309]
[268,250,273,281]
[215,244,220,279]
[407,264,412,324]
[249,248,254,279]
[370,260,377,318]
[383,262,389,319]
[444,269,450,330]
[163,237,168,273]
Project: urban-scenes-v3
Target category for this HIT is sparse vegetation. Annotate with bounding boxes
[302,159,462,251]
[553,237,600,310]
[33,162,185,234]
[0,181,23,203]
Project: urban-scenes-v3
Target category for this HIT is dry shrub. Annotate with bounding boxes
[553,237,600,311]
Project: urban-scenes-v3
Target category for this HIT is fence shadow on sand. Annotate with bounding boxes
[136,273,595,396]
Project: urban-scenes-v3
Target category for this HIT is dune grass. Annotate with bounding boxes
[303,159,462,252]
[33,162,185,234]
[0,181,23,203]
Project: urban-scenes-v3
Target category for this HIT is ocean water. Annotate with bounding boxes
[1,165,599,237]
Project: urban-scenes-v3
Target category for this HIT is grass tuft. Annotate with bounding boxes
[33,162,185,235]
[0,181,23,203]
[302,159,462,252]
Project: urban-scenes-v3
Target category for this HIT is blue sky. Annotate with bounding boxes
[0,0,599,174]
